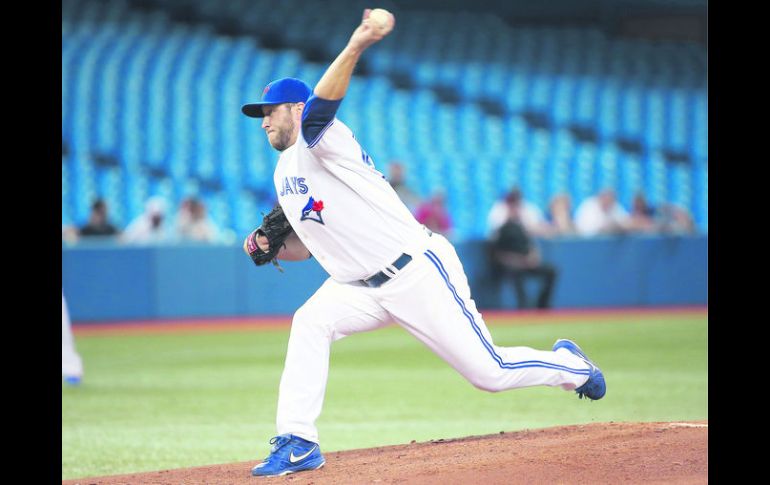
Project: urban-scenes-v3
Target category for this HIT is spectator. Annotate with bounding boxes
[489,194,558,309]
[121,196,173,244]
[574,188,631,236]
[415,191,452,237]
[487,188,552,238]
[546,193,576,236]
[387,161,421,212]
[657,203,697,235]
[79,199,119,237]
[176,197,220,242]
[627,193,658,234]
[62,224,79,245]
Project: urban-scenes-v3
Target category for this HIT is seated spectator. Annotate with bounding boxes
[62,224,79,245]
[546,193,576,236]
[489,195,558,309]
[387,161,421,212]
[487,188,553,238]
[627,193,658,234]
[79,199,119,237]
[415,191,452,237]
[176,197,220,243]
[657,203,697,234]
[574,188,632,236]
[121,196,173,244]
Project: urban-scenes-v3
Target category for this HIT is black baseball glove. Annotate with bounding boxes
[245,204,294,271]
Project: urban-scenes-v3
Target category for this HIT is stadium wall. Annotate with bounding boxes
[62,235,707,322]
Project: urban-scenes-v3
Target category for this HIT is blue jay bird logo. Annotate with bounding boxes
[300,196,325,224]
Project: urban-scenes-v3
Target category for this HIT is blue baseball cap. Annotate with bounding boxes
[241,77,313,118]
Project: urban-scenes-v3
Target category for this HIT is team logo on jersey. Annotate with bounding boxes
[300,196,325,225]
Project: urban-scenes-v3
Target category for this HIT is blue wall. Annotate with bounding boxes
[62,235,707,322]
[466,235,708,309]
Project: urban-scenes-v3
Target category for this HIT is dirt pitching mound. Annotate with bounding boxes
[63,421,708,485]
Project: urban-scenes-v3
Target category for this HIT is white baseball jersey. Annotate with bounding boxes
[273,118,429,283]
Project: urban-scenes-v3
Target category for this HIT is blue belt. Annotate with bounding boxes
[361,253,413,288]
[360,227,432,288]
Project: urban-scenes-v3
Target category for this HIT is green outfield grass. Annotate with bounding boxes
[62,312,707,480]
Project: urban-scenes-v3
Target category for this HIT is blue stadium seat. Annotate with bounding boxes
[571,143,598,204]
[693,164,708,230]
[666,88,690,152]
[690,90,707,161]
[645,151,668,207]
[643,88,666,151]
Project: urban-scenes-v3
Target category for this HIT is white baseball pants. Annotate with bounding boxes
[62,292,83,378]
[276,233,590,443]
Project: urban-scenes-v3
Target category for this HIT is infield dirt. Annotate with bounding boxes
[62,421,708,484]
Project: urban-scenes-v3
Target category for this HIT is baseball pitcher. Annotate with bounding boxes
[241,8,606,477]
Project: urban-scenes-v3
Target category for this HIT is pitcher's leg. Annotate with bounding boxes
[383,235,590,393]
[276,279,391,443]
[62,292,83,380]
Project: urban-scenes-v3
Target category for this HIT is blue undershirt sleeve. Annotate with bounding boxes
[301,94,343,147]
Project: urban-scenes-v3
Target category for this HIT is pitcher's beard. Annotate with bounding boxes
[270,123,295,152]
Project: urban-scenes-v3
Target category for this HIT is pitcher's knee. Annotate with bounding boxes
[466,371,506,393]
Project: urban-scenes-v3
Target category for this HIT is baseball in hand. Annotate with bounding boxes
[368,8,394,33]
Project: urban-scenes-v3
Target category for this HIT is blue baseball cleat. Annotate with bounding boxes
[251,434,325,477]
[553,339,606,401]
[63,375,81,386]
